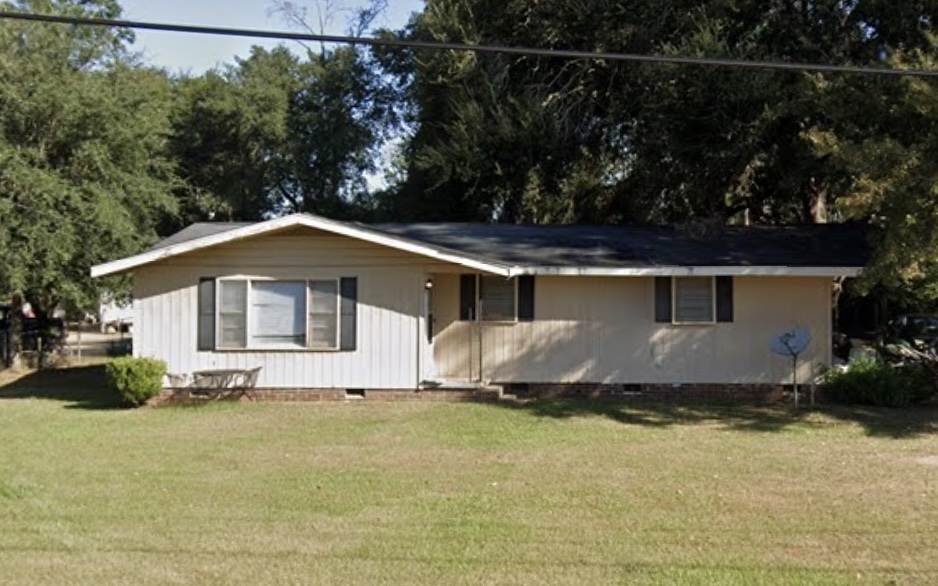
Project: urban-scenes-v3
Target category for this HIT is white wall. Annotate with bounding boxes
[133,225,836,389]
[134,228,443,389]
[431,275,833,385]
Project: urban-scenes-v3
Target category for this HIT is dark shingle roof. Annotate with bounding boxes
[374,222,870,268]
[150,219,869,268]
[147,222,253,252]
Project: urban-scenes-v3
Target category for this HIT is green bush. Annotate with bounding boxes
[105,357,167,407]
[822,357,936,408]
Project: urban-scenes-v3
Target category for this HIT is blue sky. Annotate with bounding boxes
[119,0,424,73]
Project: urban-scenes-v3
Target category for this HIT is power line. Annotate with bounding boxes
[1,10,936,78]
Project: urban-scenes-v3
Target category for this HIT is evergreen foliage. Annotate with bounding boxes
[1,0,936,312]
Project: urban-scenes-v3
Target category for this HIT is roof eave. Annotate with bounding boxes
[90,213,514,278]
[508,266,863,277]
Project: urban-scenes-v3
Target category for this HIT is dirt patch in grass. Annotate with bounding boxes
[914,455,938,467]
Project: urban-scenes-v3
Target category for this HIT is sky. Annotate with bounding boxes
[119,0,424,73]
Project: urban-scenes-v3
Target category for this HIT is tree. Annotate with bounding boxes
[168,47,396,222]
[810,46,938,303]
[0,0,178,316]
[273,43,398,218]
[378,0,637,223]
[169,48,298,224]
[382,0,935,231]
[169,1,399,223]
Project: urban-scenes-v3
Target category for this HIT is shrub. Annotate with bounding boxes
[105,357,167,407]
[822,357,936,408]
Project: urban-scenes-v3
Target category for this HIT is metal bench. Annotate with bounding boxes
[168,366,262,401]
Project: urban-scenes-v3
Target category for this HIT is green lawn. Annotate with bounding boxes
[1,365,937,585]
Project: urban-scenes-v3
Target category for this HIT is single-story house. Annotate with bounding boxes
[91,213,868,397]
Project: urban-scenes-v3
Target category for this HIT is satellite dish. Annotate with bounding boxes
[771,328,812,357]
[770,328,812,408]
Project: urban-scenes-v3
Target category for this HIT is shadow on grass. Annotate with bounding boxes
[497,398,938,439]
[0,365,125,410]
[819,404,938,438]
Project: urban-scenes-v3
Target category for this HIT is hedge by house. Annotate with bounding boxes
[822,357,936,408]
[105,357,167,407]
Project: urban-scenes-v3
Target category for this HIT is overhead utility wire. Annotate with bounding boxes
[1,11,936,78]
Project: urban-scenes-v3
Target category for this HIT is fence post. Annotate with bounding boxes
[0,327,9,368]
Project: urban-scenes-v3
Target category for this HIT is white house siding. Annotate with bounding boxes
[431,275,833,385]
[133,229,456,389]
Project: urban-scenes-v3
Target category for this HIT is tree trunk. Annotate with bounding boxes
[810,182,828,224]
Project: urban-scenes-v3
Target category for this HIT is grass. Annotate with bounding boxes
[1,365,937,585]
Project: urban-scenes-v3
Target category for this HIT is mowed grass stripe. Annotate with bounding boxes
[1,366,937,585]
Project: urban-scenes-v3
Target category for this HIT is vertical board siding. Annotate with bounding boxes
[135,231,427,389]
[431,275,833,385]
[136,229,836,388]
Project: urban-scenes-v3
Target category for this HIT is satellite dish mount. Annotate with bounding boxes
[770,328,812,408]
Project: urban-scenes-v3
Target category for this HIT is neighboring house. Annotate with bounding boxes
[90,213,867,395]
[98,295,133,333]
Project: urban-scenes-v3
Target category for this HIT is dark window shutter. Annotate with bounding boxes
[340,277,357,351]
[459,275,477,321]
[517,276,535,321]
[716,276,734,322]
[197,278,215,351]
[654,277,672,323]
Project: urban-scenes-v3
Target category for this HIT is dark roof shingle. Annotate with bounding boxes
[375,222,870,268]
[150,218,869,268]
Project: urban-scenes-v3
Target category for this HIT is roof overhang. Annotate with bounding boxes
[91,213,865,280]
[509,266,862,278]
[91,213,513,278]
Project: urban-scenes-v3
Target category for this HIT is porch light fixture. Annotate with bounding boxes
[425,278,434,289]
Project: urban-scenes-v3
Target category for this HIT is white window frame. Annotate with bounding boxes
[477,275,518,322]
[215,277,341,351]
[672,276,716,324]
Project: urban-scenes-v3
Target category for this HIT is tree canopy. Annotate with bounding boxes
[0,0,936,313]
[378,0,937,301]
[169,42,397,225]
[0,0,177,315]
[383,0,935,226]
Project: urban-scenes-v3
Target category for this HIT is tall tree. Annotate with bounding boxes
[383,0,935,230]
[169,48,298,224]
[169,1,398,223]
[0,0,177,315]
[274,43,397,218]
[810,46,938,303]
[380,0,701,223]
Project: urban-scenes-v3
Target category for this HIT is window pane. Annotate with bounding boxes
[218,280,247,348]
[309,281,338,348]
[675,277,713,323]
[250,281,306,347]
[480,276,515,321]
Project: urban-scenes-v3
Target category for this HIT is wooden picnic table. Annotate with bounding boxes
[176,366,262,400]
